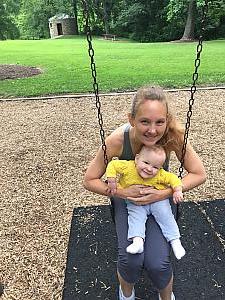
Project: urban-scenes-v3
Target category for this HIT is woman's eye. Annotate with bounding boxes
[156,120,165,125]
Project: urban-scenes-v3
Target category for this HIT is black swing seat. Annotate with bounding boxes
[62,199,225,300]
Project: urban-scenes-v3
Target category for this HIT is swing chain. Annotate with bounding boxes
[83,0,108,166]
[83,0,209,173]
[178,0,209,179]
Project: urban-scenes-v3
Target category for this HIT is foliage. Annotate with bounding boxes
[111,0,173,42]
[204,1,225,38]
[0,1,20,39]
[17,0,75,39]
[0,0,225,41]
[166,0,225,40]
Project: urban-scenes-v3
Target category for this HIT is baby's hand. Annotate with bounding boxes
[173,190,183,204]
[107,177,117,195]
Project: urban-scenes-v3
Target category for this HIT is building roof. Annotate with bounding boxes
[49,14,73,22]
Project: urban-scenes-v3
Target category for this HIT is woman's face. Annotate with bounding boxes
[129,100,167,146]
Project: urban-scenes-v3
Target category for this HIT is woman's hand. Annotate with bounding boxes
[115,184,146,199]
[128,187,164,205]
[116,185,173,205]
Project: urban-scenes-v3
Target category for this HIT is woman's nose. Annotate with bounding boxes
[147,125,156,134]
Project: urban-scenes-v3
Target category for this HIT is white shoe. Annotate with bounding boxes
[158,292,175,300]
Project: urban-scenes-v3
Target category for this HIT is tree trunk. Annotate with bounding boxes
[103,0,111,34]
[180,0,196,41]
[72,0,79,34]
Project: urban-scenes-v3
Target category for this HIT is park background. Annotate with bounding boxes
[0,1,225,299]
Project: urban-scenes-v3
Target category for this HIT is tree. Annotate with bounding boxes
[2,0,225,41]
[71,0,79,34]
[17,0,78,39]
[0,0,20,39]
[102,0,114,33]
[167,0,225,41]
[84,0,116,34]
[181,0,196,41]
[112,0,170,42]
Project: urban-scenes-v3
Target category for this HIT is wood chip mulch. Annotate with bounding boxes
[0,64,42,80]
[0,89,224,299]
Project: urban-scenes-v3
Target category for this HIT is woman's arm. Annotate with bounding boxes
[126,186,173,205]
[83,147,111,196]
[178,143,207,191]
[83,126,128,196]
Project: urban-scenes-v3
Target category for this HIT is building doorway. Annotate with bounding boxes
[57,23,63,35]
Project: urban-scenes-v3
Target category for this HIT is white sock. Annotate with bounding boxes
[171,238,186,260]
[119,285,135,300]
[126,237,144,254]
[159,291,175,300]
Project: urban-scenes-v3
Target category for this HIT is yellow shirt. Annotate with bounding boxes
[106,160,182,190]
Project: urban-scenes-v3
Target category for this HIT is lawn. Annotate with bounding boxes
[0,36,224,98]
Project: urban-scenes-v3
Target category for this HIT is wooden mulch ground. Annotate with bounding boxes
[0,88,224,299]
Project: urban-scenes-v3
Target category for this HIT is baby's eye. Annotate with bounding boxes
[143,161,149,164]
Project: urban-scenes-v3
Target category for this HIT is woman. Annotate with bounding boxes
[83,86,206,300]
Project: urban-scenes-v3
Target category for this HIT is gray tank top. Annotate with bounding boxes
[119,124,169,170]
[119,124,134,160]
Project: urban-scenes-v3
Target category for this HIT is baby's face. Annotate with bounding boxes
[135,149,165,179]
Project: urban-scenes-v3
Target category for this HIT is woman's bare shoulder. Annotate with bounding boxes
[106,123,129,157]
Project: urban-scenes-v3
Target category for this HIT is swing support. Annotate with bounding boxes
[83,0,210,220]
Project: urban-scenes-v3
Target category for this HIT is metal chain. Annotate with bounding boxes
[83,0,108,166]
[83,0,209,172]
[178,0,209,179]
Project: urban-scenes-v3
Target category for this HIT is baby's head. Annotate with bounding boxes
[135,145,166,179]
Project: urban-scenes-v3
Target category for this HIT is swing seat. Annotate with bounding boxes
[63,199,225,299]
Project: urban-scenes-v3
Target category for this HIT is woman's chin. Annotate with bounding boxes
[142,135,159,144]
[143,139,157,146]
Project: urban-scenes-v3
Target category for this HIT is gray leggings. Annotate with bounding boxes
[113,197,174,290]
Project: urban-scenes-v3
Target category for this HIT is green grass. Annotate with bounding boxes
[0,36,224,97]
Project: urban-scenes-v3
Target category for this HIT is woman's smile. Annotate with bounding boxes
[143,132,159,143]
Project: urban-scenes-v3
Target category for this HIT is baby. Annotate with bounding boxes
[106,145,185,260]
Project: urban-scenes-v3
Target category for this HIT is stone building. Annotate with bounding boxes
[49,14,77,38]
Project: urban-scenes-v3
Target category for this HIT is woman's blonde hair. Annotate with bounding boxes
[131,86,184,154]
